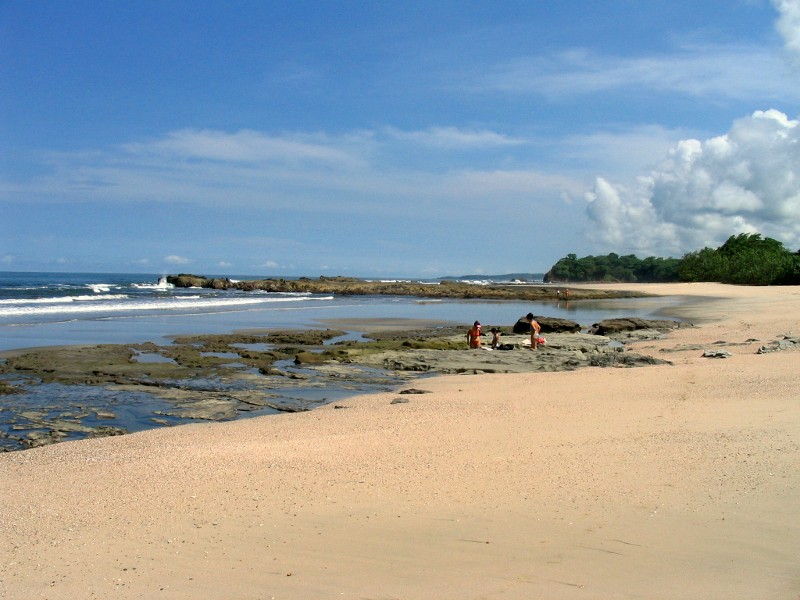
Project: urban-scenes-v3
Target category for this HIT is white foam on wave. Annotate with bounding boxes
[0,294,130,305]
[74,294,129,302]
[253,290,313,296]
[457,279,492,286]
[90,279,179,293]
[132,282,175,290]
[0,294,335,318]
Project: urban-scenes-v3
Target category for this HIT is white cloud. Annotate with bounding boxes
[442,169,584,199]
[585,177,680,254]
[477,43,799,102]
[164,255,191,265]
[557,124,691,180]
[124,129,368,169]
[385,126,526,148]
[585,109,800,256]
[9,126,586,220]
[773,0,800,61]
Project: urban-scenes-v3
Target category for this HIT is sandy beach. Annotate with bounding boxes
[1,282,798,599]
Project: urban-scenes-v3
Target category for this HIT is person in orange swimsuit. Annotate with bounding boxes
[466,321,482,349]
[526,312,542,349]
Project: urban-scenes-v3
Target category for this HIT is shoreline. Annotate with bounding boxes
[2,283,799,599]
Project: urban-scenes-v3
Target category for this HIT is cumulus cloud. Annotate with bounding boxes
[585,109,800,256]
[773,0,800,61]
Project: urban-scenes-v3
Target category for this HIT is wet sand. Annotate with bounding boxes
[1,282,799,599]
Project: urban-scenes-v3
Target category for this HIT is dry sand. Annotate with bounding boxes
[1,283,798,599]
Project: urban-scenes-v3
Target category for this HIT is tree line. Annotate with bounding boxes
[544,234,800,285]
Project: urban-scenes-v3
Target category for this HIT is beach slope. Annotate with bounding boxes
[2,283,799,599]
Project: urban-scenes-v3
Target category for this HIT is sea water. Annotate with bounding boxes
[0,271,682,353]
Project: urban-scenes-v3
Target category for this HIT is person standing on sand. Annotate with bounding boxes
[526,313,541,349]
[466,321,482,349]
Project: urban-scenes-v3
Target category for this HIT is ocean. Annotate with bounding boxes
[0,271,678,353]
[0,271,683,451]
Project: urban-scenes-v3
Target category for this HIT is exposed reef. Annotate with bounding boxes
[0,319,693,452]
[166,274,651,301]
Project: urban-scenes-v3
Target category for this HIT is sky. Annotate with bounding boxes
[2,1,799,278]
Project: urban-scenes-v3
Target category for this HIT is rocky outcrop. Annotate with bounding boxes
[756,335,800,354]
[166,274,651,302]
[352,332,670,375]
[0,326,670,452]
[591,318,691,336]
[511,315,581,334]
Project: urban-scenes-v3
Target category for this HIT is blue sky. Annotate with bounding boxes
[2,1,799,277]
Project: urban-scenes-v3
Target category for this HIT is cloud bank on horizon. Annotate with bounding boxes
[586,110,800,256]
[1,1,799,276]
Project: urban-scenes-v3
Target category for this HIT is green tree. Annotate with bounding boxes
[546,233,797,285]
[679,234,797,285]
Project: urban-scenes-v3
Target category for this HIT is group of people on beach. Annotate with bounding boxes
[466,313,542,350]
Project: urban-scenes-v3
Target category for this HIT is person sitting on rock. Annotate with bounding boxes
[466,321,482,349]
[490,327,501,349]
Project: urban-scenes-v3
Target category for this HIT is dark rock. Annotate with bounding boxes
[208,278,230,290]
[512,315,580,334]
[0,381,22,395]
[88,425,127,438]
[512,317,531,334]
[536,316,581,333]
[588,354,670,367]
[293,351,327,365]
[593,318,689,336]
[263,402,309,413]
[756,336,800,354]
[702,350,733,358]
